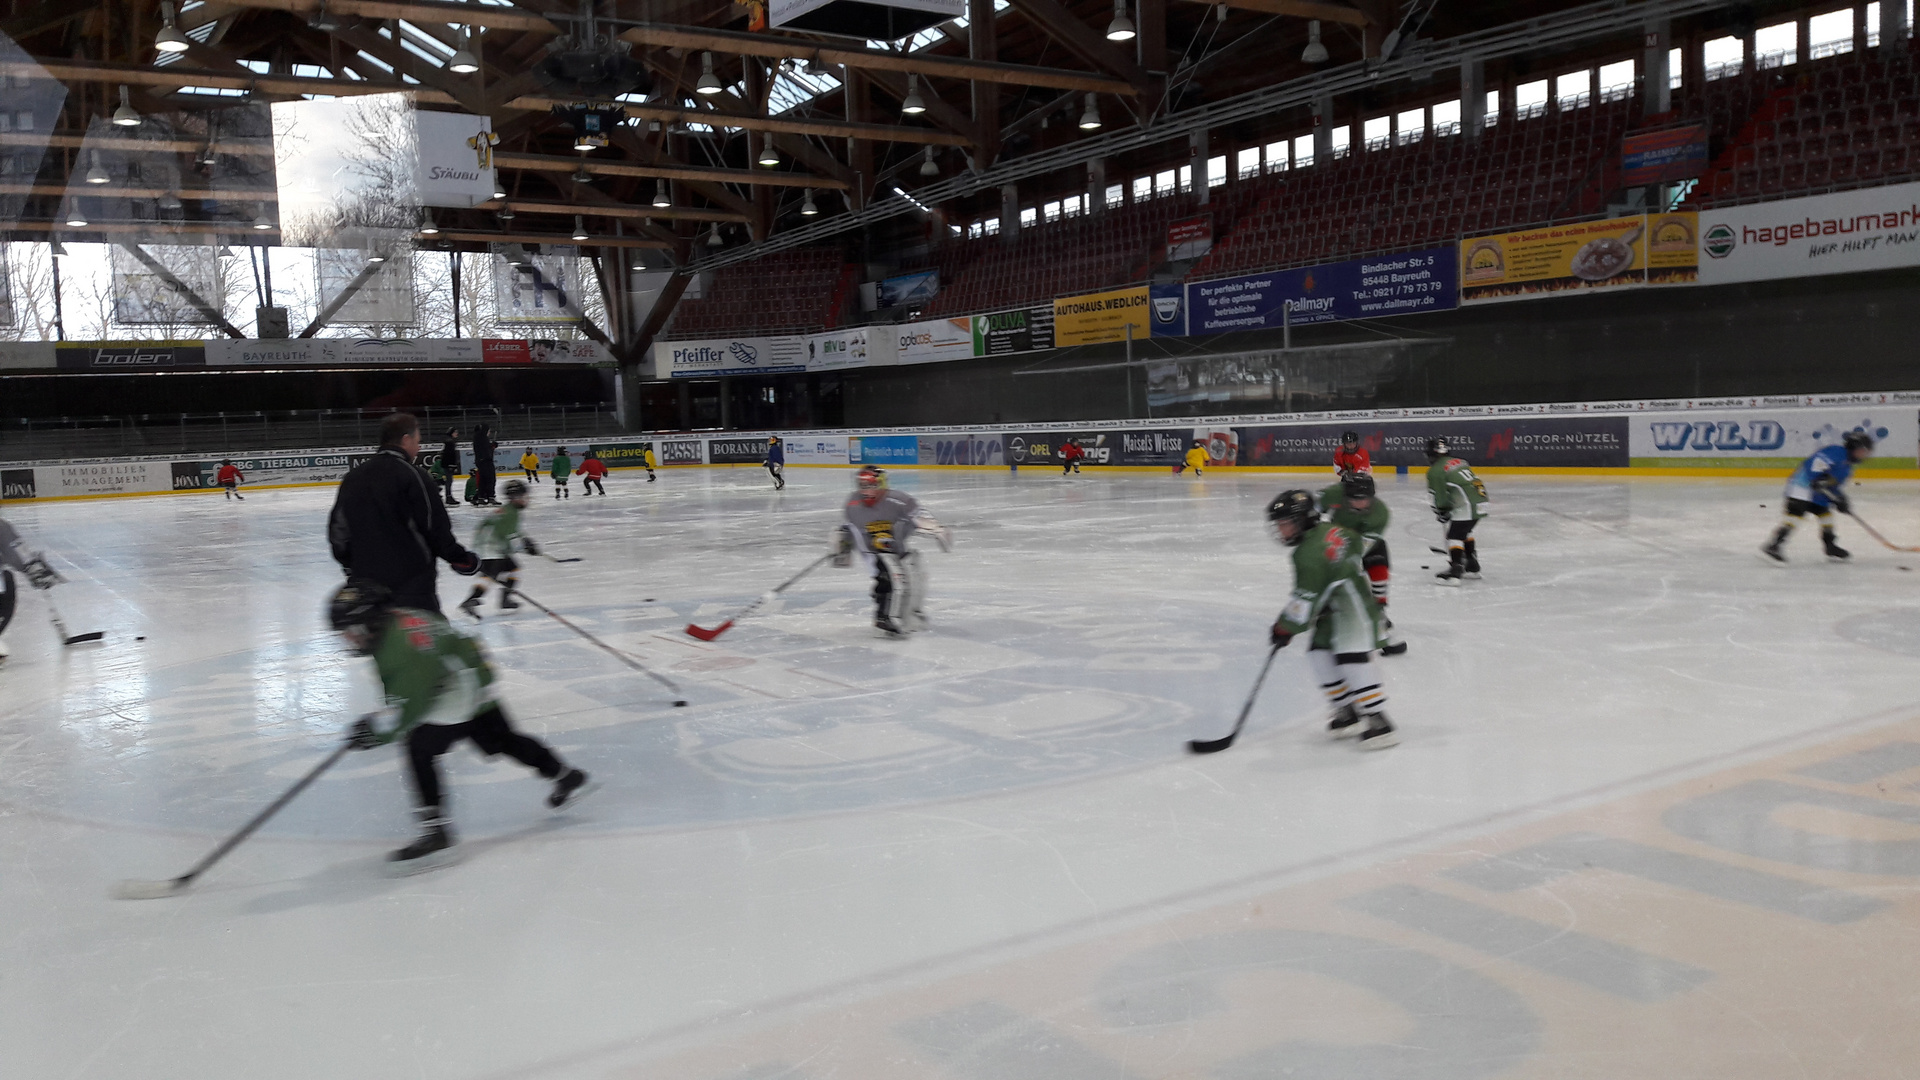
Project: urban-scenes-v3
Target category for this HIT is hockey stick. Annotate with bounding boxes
[47,599,103,645]
[112,740,353,899]
[686,555,831,642]
[1188,643,1283,755]
[1845,510,1920,553]
[541,553,583,564]
[494,579,688,706]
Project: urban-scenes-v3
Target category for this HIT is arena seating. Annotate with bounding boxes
[667,247,849,337]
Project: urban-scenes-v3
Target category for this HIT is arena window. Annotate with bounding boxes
[1555,70,1591,110]
[1807,9,1853,59]
[1237,147,1261,178]
[1703,35,1743,80]
[1668,47,1683,89]
[1330,124,1350,158]
[1264,140,1289,171]
[1755,19,1798,67]
[967,221,983,239]
[1019,206,1037,227]
[1395,107,1425,144]
[1363,115,1390,149]
[1293,133,1314,167]
[1133,175,1152,201]
[1064,194,1083,216]
[1868,2,1880,46]
[1598,60,1635,102]
[1043,200,1061,222]
[1485,89,1501,127]
[1515,79,1548,119]
[1105,183,1125,208]
[1155,168,1176,196]
[1177,164,1192,192]
[983,217,999,235]
[1431,99,1461,135]
[1207,155,1227,187]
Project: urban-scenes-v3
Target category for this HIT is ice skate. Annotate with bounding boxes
[1380,619,1407,656]
[1760,530,1789,564]
[498,594,521,610]
[386,812,458,875]
[547,768,598,809]
[458,595,483,620]
[874,615,905,638]
[1824,535,1851,562]
[1327,703,1361,738]
[1357,714,1399,750]
[1434,566,1463,586]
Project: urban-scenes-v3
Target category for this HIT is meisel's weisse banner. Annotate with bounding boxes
[1238,416,1631,468]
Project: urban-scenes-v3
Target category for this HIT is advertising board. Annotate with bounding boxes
[1238,417,1630,468]
[658,440,705,465]
[805,328,872,371]
[1621,124,1709,186]
[876,270,939,308]
[850,435,919,465]
[892,319,973,366]
[1461,215,1696,303]
[1186,247,1456,335]
[1697,181,1920,286]
[1053,286,1150,346]
[1626,407,1915,468]
[660,335,808,378]
[781,436,851,465]
[971,307,1054,357]
[709,437,772,464]
[915,433,1004,466]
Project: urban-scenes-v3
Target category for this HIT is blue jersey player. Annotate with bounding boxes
[1762,431,1873,563]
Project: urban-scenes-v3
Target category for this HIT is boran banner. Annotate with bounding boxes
[1186,247,1457,334]
[1697,181,1920,286]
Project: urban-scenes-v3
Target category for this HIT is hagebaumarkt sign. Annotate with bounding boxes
[1696,180,1920,285]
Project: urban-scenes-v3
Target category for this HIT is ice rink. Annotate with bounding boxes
[6,465,1920,1079]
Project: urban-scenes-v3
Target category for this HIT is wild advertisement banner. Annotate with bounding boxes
[1460,214,1697,303]
[1626,406,1916,469]
[1238,416,1629,468]
[1697,181,1920,286]
[1053,286,1150,346]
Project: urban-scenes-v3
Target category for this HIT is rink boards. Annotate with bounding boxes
[5,393,1919,502]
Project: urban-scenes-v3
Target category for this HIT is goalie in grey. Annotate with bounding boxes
[833,467,952,636]
[0,515,65,664]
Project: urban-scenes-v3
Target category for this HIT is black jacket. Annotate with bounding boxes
[440,436,460,474]
[472,429,495,475]
[328,448,474,612]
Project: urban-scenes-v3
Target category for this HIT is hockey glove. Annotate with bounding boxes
[448,550,481,576]
[1432,508,1451,525]
[916,512,954,553]
[829,528,854,568]
[520,536,541,556]
[1269,624,1293,649]
[1828,488,1852,515]
[346,714,385,750]
[22,557,61,590]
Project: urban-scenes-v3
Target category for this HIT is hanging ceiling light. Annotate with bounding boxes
[572,163,593,183]
[706,225,725,247]
[571,215,590,241]
[696,51,724,96]
[1105,0,1136,42]
[498,205,515,221]
[154,3,191,54]
[307,1,342,32]
[1079,92,1102,130]
[652,181,670,208]
[50,240,68,258]
[112,85,141,127]
[419,211,439,235]
[1301,20,1329,64]
[251,209,273,230]
[448,28,480,74]
[901,73,927,115]
[217,244,235,258]
[366,248,386,264]
[757,140,781,167]
[158,190,184,211]
[84,151,110,184]
[919,146,939,176]
[492,174,509,200]
[65,206,88,227]
[800,188,818,215]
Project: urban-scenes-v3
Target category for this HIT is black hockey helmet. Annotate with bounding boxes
[502,479,530,501]
[1844,430,1875,457]
[328,579,392,653]
[1425,437,1450,461]
[1266,489,1320,546]
[1341,429,1360,447]
[1341,472,1377,500]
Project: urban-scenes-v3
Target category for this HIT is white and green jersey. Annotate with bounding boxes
[1427,457,1490,520]
[370,608,499,739]
[1276,522,1383,654]
[472,504,526,559]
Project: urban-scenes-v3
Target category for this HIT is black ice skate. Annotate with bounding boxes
[1435,563,1464,587]
[548,768,598,809]
[874,615,905,637]
[1760,528,1789,564]
[1357,714,1399,750]
[459,595,483,620]
[498,594,521,610]
[1328,703,1362,738]
[386,811,457,875]
[1824,534,1851,562]
[1463,546,1481,580]
[1381,619,1408,656]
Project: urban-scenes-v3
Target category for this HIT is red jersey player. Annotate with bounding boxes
[216,460,246,500]
[1333,430,1371,479]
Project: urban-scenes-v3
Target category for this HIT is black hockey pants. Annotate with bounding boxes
[405,704,563,811]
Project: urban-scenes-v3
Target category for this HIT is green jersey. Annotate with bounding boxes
[550,452,572,480]
[1318,482,1390,544]
[1427,457,1489,520]
[1276,521,1382,653]
[370,608,498,740]
[472,503,524,559]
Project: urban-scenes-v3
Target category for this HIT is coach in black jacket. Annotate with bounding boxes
[472,423,498,505]
[329,413,479,612]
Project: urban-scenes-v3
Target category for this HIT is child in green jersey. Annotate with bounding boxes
[1318,472,1405,655]
[459,480,538,618]
[1424,437,1489,585]
[550,446,573,499]
[329,579,593,873]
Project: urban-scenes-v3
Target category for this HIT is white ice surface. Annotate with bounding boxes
[4,468,1920,1078]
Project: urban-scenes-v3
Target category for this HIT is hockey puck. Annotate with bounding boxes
[1903,567,1912,572]
[1420,564,1429,570]
[673,699,688,707]
[135,636,146,641]
[645,598,655,602]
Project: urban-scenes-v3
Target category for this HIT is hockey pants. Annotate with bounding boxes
[584,477,605,495]
[1308,649,1387,720]
[1445,519,1480,573]
[405,705,564,812]
[871,551,924,625]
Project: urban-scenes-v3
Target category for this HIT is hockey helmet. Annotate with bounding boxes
[502,479,530,502]
[1424,437,1450,461]
[1266,489,1320,546]
[328,579,393,654]
[1340,429,1360,447]
[1341,472,1376,500]
[855,466,887,504]
[1844,430,1875,458]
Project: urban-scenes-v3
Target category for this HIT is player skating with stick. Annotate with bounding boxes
[331,580,595,874]
[1268,489,1398,748]
[1333,430,1371,478]
[1319,472,1405,654]
[1426,438,1489,586]
[577,451,608,496]
[1762,431,1873,563]
[832,467,952,637]
[216,459,245,500]
[460,480,538,619]
[765,437,786,490]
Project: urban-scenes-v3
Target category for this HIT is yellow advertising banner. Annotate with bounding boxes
[1052,285,1150,346]
[1460,212,1698,303]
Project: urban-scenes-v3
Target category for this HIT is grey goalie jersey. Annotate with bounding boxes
[842,490,924,554]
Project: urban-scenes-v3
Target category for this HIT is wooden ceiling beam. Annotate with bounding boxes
[216,0,560,33]
[427,229,671,249]
[486,198,750,225]
[493,151,851,191]
[1177,0,1372,25]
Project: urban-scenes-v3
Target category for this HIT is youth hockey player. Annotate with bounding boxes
[439,429,461,506]
[765,437,785,490]
[1266,490,1397,749]
[1762,431,1873,563]
[0,515,62,664]
[459,480,538,618]
[642,445,658,483]
[1183,442,1209,477]
[550,447,572,499]
[832,467,952,636]
[1333,430,1371,478]
[1426,438,1489,586]
[577,452,607,496]
[330,580,592,873]
[519,448,540,484]
[1319,472,1405,654]
[216,460,245,500]
[1061,439,1085,475]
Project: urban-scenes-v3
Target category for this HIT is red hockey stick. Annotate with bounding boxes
[687,555,831,641]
